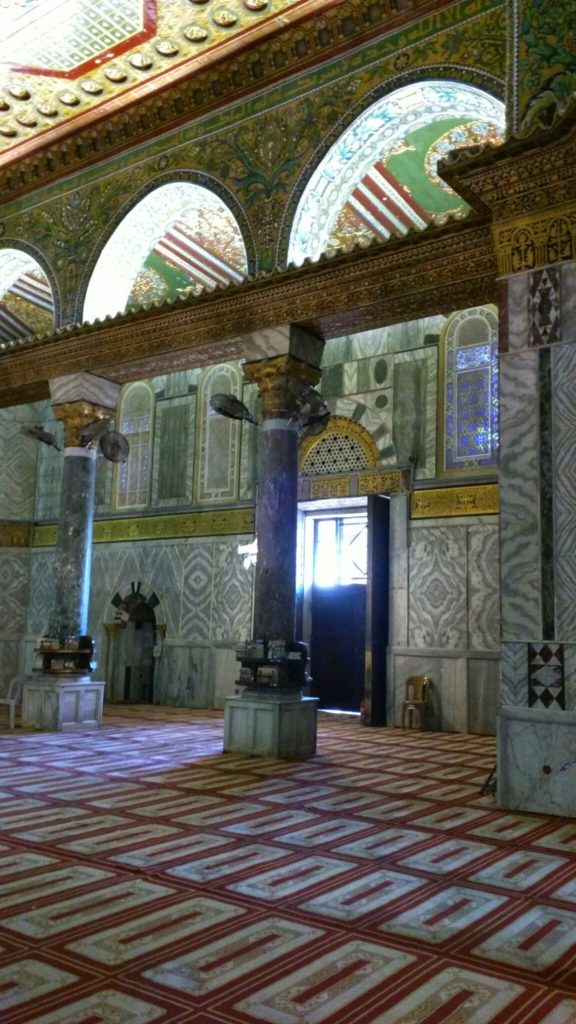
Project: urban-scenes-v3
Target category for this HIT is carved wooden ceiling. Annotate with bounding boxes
[0,0,457,198]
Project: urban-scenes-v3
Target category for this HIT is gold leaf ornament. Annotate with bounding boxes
[213,7,237,27]
[183,24,209,41]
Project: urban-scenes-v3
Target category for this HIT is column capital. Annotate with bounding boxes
[51,400,115,448]
[243,354,321,418]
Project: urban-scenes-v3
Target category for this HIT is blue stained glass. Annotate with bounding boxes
[456,344,490,370]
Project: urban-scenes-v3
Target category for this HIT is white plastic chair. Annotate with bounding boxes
[0,675,29,729]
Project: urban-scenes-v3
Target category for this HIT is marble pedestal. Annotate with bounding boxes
[224,694,319,758]
[22,675,105,732]
[498,705,576,816]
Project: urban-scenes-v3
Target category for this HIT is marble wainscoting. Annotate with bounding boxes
[388,647,500,735]
[498,705,576,816]
[152,641,239,709]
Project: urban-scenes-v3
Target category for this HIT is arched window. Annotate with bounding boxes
[288,81,505,266]
[83,182,248,323]
[439,304,499,476]
[114,383,154,510]
[0,249,54,344]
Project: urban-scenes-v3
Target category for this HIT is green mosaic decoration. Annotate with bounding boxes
[516,0,576,130]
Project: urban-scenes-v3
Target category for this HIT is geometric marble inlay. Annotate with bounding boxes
[529,268,562,347]
[529,643,565,709]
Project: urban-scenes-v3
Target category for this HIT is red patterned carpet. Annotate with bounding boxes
[1,706,576,1023]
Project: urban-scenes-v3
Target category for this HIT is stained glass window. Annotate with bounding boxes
[440,305,499,475]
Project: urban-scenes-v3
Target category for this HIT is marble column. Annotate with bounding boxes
[243,326,324,641]
[22,373,121,732]
[223,326,323,758]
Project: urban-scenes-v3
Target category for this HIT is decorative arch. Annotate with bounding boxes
[285,80,505,267]
[0,245,58,346]
[114,381,155,511]
[299,416,380,476]
[194,363,243,504]
[81,176,251,324]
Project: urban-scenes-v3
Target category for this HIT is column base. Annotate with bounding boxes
[224,695,319,758]
[22,674,105,732]
[498,705,576,816]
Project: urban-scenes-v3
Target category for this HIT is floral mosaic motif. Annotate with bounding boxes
[518,0,576,128]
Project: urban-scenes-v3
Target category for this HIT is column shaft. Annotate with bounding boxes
[49,447,97,639]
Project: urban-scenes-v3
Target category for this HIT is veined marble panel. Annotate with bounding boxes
[49,373,121,408]
[468,526,500,651]
[499,350,542,640]
[505,272,530,352]
[0,407,39,521]
[389,495,409,648]
[151,395,195,508]
[211,541,253,642]
[0,548,30,636]
[500,641,528,706]
[408,526,467,649]
[561,262,576,344]
[0,640,20,694]
[498,706,576,816]
[180,542,213,642]
[27,550,56,636]
[551,345,576,640]
[564,644,576,710]
[239,383,258,501]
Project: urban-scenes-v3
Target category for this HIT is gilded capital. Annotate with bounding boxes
[51,400,115,448]
[243,354,321,417]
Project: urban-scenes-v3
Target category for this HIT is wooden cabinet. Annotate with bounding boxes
[34,637,95,676]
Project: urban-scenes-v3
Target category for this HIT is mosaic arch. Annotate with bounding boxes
[83,181,249,323]
[0,248,55,346]
[287,81,506,266]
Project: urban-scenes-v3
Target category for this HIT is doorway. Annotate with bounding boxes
[300,505,368,712]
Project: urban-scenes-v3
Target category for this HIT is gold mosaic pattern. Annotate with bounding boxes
[32,507,255,547]
[411,483,499,518]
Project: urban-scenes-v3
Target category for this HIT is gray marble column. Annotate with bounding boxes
[48,447,97,638]
[47,373,122,641]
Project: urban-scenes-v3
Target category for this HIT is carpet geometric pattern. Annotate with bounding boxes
[1,706,576,1023]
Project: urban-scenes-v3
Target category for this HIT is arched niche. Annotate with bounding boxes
[83,181,249,323]
[0,247,56,345]
[287,80,505,266]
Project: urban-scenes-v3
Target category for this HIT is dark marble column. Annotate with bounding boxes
[243,337,324,642]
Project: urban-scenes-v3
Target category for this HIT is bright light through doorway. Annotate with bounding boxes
[313,514,368,587]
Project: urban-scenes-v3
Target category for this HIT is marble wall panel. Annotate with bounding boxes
[391,652,468,733]
[151,395,195,508]
[211,541,253,642]
[180,542,213,641]
[500,641,528,706]
[0,407,40,521]
[468,658,499,735]
[561,262,576,343]
[408,526,468,649]
[213,646,241,709]
[505,272,530,352]
[239,382,258,500]
[551,345,576,640]
[563,644,576,710]
[154,643,213,707]
[467,526,500,651]
[0,548,30,636]
[26,550,55,636]
[0,639,20,694]
[389,495,409,648]
[499,350,542,640]
[498,706,576,816]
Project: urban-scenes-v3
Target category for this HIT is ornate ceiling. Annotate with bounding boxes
[0,1,326,157]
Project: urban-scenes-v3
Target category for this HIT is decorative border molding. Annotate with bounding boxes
[411,483,499,518]
[32,507,255,547]
[0,522,32,547]
[298,467,409,501]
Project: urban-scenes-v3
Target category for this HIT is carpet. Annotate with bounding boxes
[0,706,575,1023]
